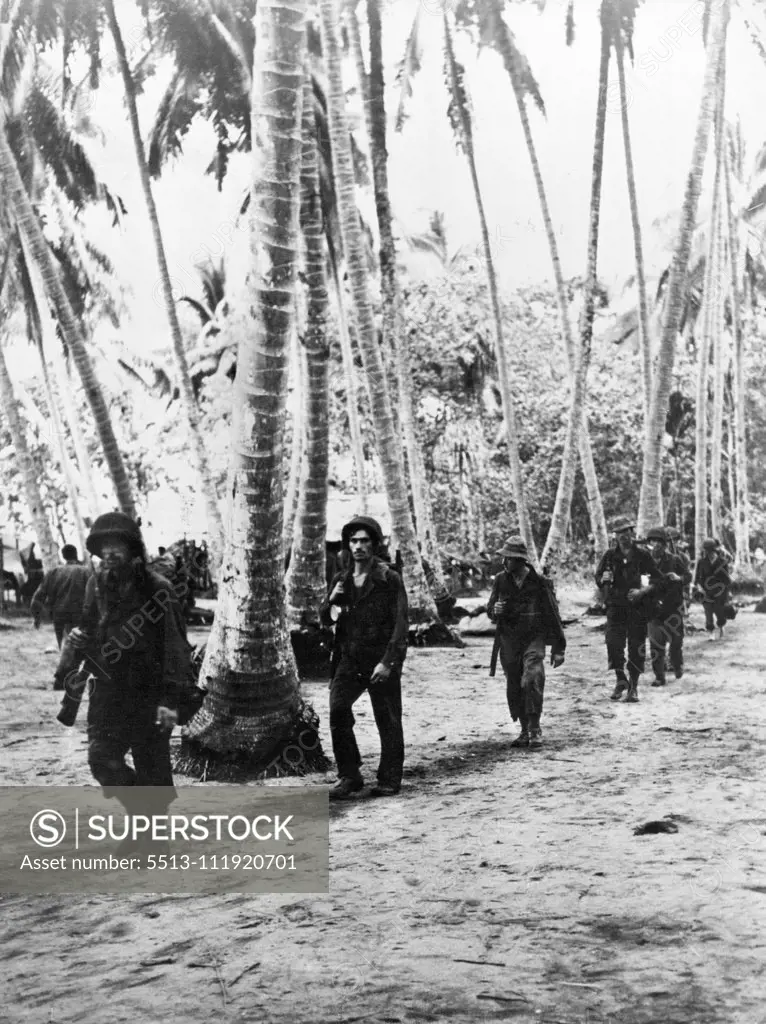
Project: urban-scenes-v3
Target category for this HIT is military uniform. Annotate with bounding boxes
[31,554,92,648]
[645,528,692,685]
[694,540,733,638]
[487,536,565,748]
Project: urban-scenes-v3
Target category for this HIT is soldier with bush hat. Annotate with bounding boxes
[694,538,733,641]
[645,526,690,686]
[487,536,566,749]
[594,515,664,702]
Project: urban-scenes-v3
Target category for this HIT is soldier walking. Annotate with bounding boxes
[595,516,667,703]
[694,538,733,641]
[487,537,566,749]
[30,544,92,650]
[645,527,691,687]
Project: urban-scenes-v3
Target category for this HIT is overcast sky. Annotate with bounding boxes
[34,0,766,357]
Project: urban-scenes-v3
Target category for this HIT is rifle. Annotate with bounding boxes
[489,629,500,676]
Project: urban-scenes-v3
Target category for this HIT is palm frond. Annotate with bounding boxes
[146,67,204,178]
[394,7,422,132]
[442,14,473,154]
[565,0,575,45]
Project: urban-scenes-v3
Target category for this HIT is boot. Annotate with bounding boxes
[510,716,530,748]
[610,671,628,701]
[329,775,364,801]
[626,671,640,703]
[717,625,725,640]
[529,714,543,749]
[651,673,666,688]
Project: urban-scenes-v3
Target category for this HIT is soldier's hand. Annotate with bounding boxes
[155,706,179,732]
[329,580,346,604]
[493,600,506,618]
[67,628,90,650]
[550,652,565,669]
[369,663,391,685]
[666,572,681,582]
[627,588,644,603]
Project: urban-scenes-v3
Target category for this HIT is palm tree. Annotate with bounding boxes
[103,0,224,569]
[638,0,729,532]
[318,0,441,621]
[0,11,135,518]
[440,10,535,557]
[183,0,326,772]
[285,70,332,629]
[542,0,611,566]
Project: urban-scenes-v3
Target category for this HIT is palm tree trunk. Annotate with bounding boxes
[18,230,89,555]
[344,0,373,146]
[710,213,726,543]
[286,73,332,629]
[0,117,135,518]
[331,261,368,508]
[724,141,751,571]
[283,326,305,557]
[442,13,535,559]
[638,0,728,529]
[0,336,58,571]
[494,16,608,558]
[184,0,325,772]
[318,0,439,622]
[366,0,448,596]
[542,16,610,567]
[105,0,224,569]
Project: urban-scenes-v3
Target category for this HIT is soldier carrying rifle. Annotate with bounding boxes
[487,537,566,750]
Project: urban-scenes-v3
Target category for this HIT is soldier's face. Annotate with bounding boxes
[504,556,526,573]
[652,540,666,560]
[99,539,132,568]
[349,531,374,561]
[617,529,633,551]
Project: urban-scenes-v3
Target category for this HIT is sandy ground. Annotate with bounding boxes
[1,596,765,1024]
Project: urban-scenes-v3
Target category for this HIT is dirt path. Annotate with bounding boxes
[2,602,765,1024]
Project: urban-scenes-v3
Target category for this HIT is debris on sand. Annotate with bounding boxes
[633,819,680,836]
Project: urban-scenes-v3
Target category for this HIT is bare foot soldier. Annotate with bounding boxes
[487,537,566,749]
[321,516,408,800]
[67,513,191,814]
[30,544,92,650]
[694,538,733,641]
[645,527,690,687]
[595,516,665,703]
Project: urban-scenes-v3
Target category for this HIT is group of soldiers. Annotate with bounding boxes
[27,510,737,812]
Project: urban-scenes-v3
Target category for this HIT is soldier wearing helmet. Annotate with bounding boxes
[645,527,690,686]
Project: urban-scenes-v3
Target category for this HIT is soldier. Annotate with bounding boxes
[694,538,733,641]
[645,527,691,686]
[594,516,668,703]
[67,513,191,814]
[487,536,566,749]
[321,516,408,800]
[30,544,92,649]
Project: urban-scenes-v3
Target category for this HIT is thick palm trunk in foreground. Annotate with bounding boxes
[638,0,728,530]
[319,0,440,623]
[183,0,326,774]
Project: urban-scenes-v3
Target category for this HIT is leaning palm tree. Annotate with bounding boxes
[318,0,442,622]
[103,0,224,569]
[0,10,135,517]
[183,0,326,773]
[638,0,729,531]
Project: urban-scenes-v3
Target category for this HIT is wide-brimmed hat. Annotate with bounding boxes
[610,515,635,535]
[86,512,144,559]
[497,535,531,562]
[702,538,718,552]
[646,526,667,543]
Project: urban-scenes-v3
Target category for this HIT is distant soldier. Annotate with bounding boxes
[694,539,733,641]
[30,544,92,649]
[645,527,691,686]
[594,516,667,703]
[487,536,566,749]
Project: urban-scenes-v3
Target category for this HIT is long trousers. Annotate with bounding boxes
[605,604,647,679]
[648,612,684,680]
[498,632,546,725]
[329,658,404,786]
[88,724,176,811]
[704,602,727,630]
[54,618,77,649]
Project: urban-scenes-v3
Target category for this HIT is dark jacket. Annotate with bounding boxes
[320,557,408,674]
[487,567,566,657]
[79,569,192,729]
[694,556,731,605]
[30,563,92,624]
[595,543,665,608]
[647,551,691,620]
